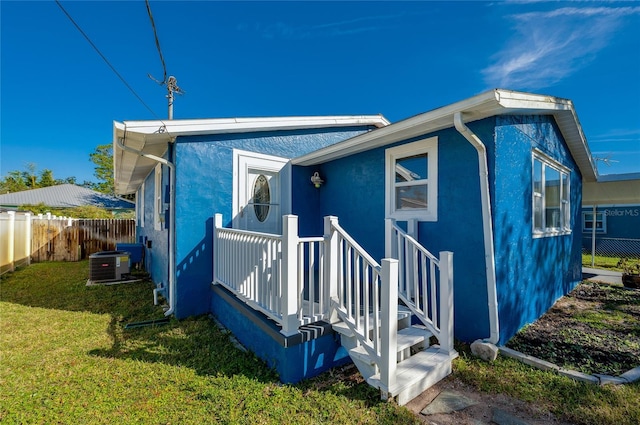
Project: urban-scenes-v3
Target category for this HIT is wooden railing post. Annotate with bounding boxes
[438,251,455,355]
[324,216,340,323]
[281,215,300,336]
[380,258,398,393]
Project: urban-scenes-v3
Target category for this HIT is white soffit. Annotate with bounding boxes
[292,89,598,183]
[113,115,389,195]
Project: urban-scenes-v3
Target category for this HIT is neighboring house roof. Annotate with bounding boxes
[113,115,390,194]
[583,173,640,205]
[293,89,598,182]
[0,184,134,209]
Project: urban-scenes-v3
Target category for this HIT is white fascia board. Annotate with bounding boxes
[119,115,389,136]
[293,89,597,182]
[293,90,502,166]
[112,115,389,194]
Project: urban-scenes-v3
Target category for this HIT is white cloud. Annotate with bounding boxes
[239,13,404,40]
[482,6,640,89]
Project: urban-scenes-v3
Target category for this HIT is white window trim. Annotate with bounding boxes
[137,182,145,228]
[154,164,163,231]
[232,149,291,232]
[385,137,438,221]
[532,149,571,238]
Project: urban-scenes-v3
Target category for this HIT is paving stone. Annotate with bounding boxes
[420,390,479,415]
[492,408,530,425]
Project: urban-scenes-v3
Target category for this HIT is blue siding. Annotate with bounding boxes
[211,285,350,383]
[172,127,375,318]
[292,123,493,343]
[493,115,582,344]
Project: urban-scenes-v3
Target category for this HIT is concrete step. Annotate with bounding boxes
[332,305,411,337]
[368,346,457,406]
[347,325,431,364]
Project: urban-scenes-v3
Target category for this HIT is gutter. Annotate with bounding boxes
[453,112,500,344]
[115,128,177,317]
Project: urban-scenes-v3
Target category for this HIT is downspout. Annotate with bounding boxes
[453,112,500,344]
[116,131,177,317]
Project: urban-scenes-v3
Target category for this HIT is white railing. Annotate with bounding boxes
[385,219,454,355]
[213,213,453,392]
[213,214,331,335]
[325,216,399,390]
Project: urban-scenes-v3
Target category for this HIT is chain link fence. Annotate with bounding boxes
[582,237,640,262]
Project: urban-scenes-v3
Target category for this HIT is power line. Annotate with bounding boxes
[55,0,162,120]
[145,0,167,85]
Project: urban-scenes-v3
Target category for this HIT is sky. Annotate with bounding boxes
[1,0,639,184]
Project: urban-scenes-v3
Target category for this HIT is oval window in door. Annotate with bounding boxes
[253,174,270,222]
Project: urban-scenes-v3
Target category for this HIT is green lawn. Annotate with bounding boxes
[0,261,416,425]
[1,261,639,424]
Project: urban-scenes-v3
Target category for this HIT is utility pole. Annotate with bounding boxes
[166,76,183,120]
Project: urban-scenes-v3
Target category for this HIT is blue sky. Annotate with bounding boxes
[1,1,639,183]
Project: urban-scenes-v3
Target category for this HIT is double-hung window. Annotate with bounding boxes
[385,137,438,221]
[532,150,570,237]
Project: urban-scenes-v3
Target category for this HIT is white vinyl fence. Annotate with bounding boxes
[1,212,32,274]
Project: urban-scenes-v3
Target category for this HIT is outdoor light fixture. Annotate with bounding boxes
[310,171,324,188]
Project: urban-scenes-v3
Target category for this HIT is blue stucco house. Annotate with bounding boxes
[113,89,598,405]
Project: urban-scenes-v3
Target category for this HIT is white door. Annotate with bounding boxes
[233,150,290,234]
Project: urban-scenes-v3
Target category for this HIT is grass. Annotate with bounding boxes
[0,261,416,425]
[454,344,640,425]
[2,262,640,424]
[582,254,627,271]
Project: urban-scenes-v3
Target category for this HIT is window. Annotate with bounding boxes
[386,137,438,221]
[154,164,163,231]
[252,174,271,222]
[582,210,606,233]
[532,151,571,237]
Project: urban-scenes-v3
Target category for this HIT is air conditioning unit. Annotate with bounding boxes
[89,251,130,282]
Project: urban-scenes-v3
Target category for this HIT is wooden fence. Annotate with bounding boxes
[1,212,136,273]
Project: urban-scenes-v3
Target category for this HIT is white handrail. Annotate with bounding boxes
[326,216,394,372]
[386,219,455,355]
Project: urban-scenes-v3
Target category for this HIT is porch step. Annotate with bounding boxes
[368,346,458,406]
[347,325,432,365]
[331,305,412,338]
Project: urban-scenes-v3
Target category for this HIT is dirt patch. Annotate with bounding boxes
[405,376,572,425]
[506,281,640,376]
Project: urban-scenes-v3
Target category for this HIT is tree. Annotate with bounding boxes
[90,144,114,195]
[38,169,56,187]
[0,164,77,193]
[0,170,29,193]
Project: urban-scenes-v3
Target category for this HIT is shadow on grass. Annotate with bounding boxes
[1,261,382,405]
